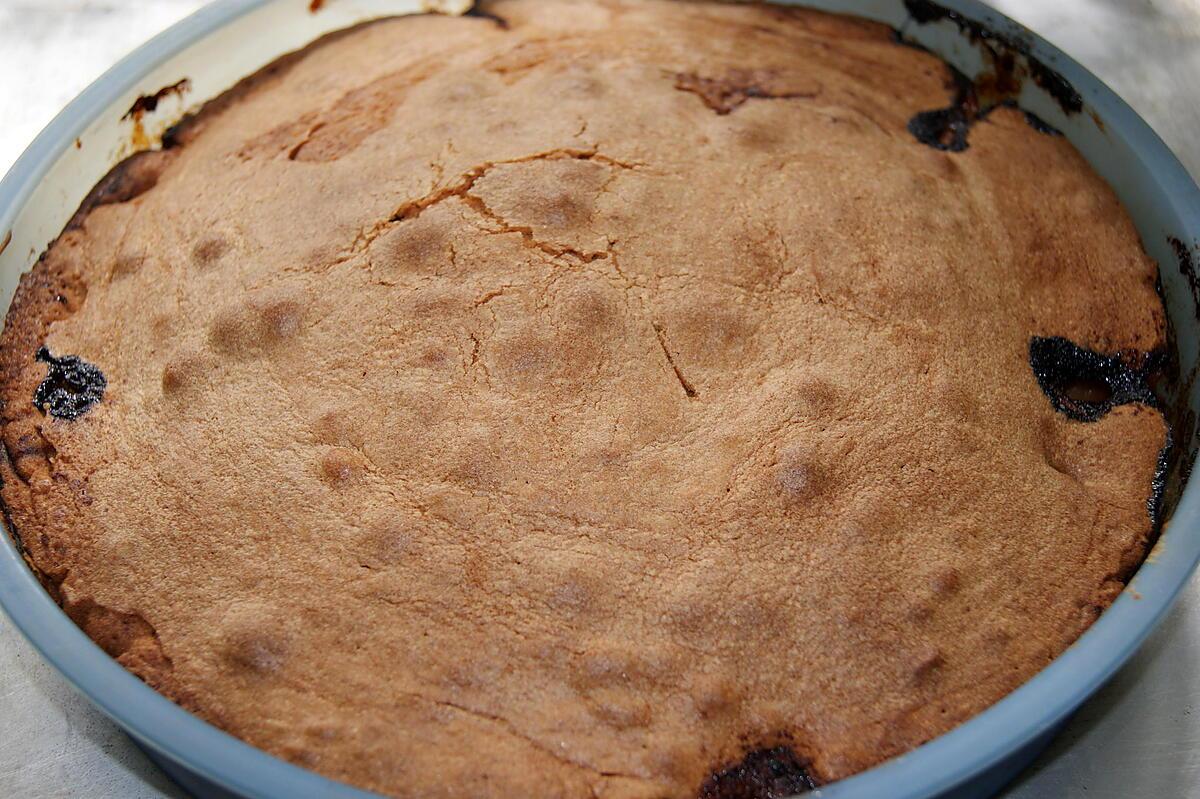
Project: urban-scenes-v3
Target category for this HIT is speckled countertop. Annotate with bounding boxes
[0,1,1197,797]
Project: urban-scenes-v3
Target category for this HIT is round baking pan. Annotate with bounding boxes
[1,1,1198,798]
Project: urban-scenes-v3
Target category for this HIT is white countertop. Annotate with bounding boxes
[0,1,1197,797]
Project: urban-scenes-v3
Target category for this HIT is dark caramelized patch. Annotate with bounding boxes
[1061,376,1111,404]
[66,149,173,230]
[902,1,1082,113]
[1170,236,1200,320]
[162,23,382,150]
[901,0,1082,151]
[907,66,976,151]
[904,0,955,24]
[33,347,107,420]
[908,106,969,151]
[1029,336,1155,422]
[699,747,817,799]
[1026,59,1084,115]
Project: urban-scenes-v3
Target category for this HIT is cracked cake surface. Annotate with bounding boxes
[0,1,1169,797]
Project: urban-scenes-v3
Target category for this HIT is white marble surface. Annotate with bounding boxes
[0,1,1197,797]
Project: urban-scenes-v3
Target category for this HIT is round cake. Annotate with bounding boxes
[0,1,1169,797]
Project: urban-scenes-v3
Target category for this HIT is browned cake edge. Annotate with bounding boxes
[0,5,1171,794]
[0,25,371,716]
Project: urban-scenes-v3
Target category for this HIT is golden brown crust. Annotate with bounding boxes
[0,2,1168,797]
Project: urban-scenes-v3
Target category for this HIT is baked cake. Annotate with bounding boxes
[0,1,1169,797]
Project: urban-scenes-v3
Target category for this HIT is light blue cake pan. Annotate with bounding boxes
[1,1,1198,797]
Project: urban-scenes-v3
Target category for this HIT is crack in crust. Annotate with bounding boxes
[652,322,699,398]
[423,694,649,784]
[335,148,644,271]
[391,148,641,221]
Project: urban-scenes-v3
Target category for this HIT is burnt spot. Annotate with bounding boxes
[465,6,510,29]
[1182,445,1197,488]
[902,0,1082,113]
[908,73,1066,150]
[1170,236,1200,320]
[122,78,191,121]
[1029,336,1157,423]
[33,347,107,420]
[1150,429,1172,528]
[908,106,970,151]
[699,747,818,799]
[1026,59,1083,115]
[890,25,932,52]
[907,67,977,151]
[161,119,191,150]
[900,0,1082,151]
[66,150,172,230]
[904,0,957,24]
[1023,110,1062,136]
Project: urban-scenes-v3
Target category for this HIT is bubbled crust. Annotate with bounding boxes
[0,2,1168,797]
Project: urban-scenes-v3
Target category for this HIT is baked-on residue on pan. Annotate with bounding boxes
[0,2,1170,797]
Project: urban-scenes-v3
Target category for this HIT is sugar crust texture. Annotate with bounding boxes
[0,1,1168,797]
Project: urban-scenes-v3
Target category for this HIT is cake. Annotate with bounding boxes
[0,1,1169,797]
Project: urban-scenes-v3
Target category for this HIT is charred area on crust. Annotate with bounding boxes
[123,78,191,121]
[33,346,106,420]
[1027,60,1082,115]
[1023,110,1062,136]
[1170,236,1200,320]
[465,5,511,29]
[0,5,1186,796]
[66,149,173,230]
[1028,336,1158,423]
[899,0,1081,150]
[904,63,1065,151]
[907,65,976,151]
[901,0,1082,114]
[699,746,818,799]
